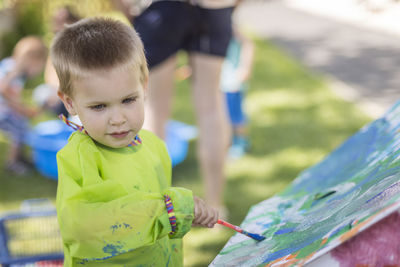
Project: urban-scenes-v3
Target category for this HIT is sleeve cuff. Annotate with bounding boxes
[163,187,194,239]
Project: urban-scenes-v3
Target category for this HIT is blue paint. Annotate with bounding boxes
[326,164,400,204]
[242,231,266,241]
[366,181,400,203]
[274,228,295,235]
[76,241,134,263]
[261,235,322,263]
[285,117,394,196]
[111,222,133,233]
[103,242,125,257]
[77,259,88,265]
[123,223,133,229]
[166,253,171,267]
[256,221,273,229]
[328,223,351,238]
[111,224,119,234]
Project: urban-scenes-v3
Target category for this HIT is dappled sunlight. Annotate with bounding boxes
[241,181,284,200]
[184,227,231,267]
[226,148,325,182]
[273,147,327,171]
[0,133,8,143]
[226,156,274,180]
[246,89,326,112]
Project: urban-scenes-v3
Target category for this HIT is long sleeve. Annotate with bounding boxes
[56,132,194,262]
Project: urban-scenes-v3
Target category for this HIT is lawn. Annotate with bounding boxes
[0,39,371,266]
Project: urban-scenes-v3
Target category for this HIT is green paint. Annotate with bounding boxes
[299,198,313,210]
[219,240,254,255]
[296,238,324,258]
[212,100,400,266]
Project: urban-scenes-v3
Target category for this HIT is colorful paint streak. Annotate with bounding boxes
[211,101,400,266]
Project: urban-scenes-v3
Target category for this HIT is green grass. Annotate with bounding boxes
[0,39,372,266]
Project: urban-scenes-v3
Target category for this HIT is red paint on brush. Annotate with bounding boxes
[218,219,242,232]
[331,212,400,267]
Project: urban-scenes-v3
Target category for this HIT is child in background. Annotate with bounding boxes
[174,26,254,160]
[33,5,80,117]
[0,36,47,175]
[52,18,218,266]
[220,25,254,159]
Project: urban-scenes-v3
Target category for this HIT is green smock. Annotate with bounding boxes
[56,130,194,266]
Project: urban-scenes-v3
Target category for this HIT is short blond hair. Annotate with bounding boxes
[13,36,47,62]
[50,17,148,96]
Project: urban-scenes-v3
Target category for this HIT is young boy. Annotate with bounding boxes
[0,36,47,174]
[52,18,218,266]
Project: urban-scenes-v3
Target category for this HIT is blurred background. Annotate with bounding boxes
[0,0,399,266]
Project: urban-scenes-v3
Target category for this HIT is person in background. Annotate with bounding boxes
[53,17,218,266]
[221,24,254,159]
[0,36,47,175]
[33,6,80,117]
[174,23,254,160]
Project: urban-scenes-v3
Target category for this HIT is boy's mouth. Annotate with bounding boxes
[109,131,130,139]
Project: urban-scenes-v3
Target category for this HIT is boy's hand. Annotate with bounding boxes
[192,196,219,228]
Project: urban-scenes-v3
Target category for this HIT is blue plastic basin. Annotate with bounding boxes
[27,120,197,179]
[26,120,73,179]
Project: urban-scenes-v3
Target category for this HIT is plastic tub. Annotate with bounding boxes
[26,120,73,180]
[27,120,197,179]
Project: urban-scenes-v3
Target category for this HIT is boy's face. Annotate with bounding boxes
[59,67,147,148]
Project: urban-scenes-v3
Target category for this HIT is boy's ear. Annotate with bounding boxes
[58,91,77,116]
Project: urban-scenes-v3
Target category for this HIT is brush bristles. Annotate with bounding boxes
[245,231,266,241]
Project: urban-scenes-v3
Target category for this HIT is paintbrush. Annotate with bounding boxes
[217,219,266,241]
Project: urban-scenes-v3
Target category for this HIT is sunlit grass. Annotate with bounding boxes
[0,39,372,266]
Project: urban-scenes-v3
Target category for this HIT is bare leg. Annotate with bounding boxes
[190,52,231,209]
[143,55,177,139]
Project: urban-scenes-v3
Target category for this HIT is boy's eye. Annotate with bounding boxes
[122,97,137,104]
[90,104,106,110]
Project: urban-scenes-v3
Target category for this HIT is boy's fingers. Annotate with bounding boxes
[213,208,219,223]
[207,208,217,225]
[209,208,219,227]
[192,196,220,227]
[202,207,217,227]
[202,211,212,226]
[194,201,206,224]
[198,205,207,223]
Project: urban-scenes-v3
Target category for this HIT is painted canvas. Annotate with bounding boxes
[211,100,400,267]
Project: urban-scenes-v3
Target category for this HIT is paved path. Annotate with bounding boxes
[236,0,400,118]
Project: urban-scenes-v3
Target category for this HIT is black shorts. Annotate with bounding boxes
[133,1,234,69]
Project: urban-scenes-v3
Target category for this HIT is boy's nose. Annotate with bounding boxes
[109,110,126,126]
